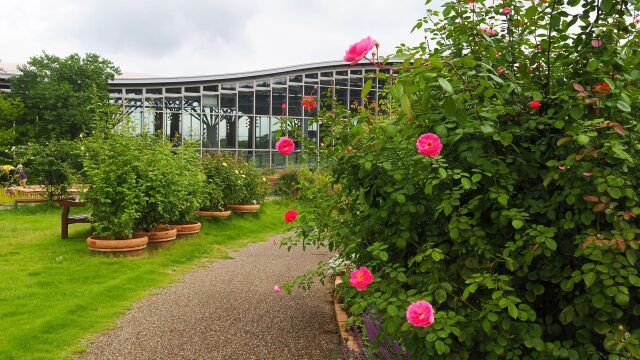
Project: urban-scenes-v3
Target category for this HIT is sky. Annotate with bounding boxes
[0,0,428,77]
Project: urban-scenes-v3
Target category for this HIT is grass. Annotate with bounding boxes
[0,200,292,360]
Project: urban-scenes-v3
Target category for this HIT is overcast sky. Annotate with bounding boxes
[0,0,428,77]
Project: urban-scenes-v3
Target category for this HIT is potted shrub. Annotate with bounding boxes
[227,157,270,213]
[195,152,236,218]
[163,142,206,235]
[82,126,148,255]
[133,134,178,247]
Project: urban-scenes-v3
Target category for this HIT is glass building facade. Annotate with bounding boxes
[109,61,390,168]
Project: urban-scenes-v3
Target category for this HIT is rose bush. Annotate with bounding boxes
[285,0,640,358]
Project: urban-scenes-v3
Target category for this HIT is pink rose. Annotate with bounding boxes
[281,102,287,110]
[349,267,374,291]
[343,36,377,64]
[284,210,299,223]
[591,39,603,47]
[558,166,566,171]
[302,96,317,111]
[530,100,541,110]
[583,172,593,177]
[406,300,435,327]
[273,285,281,294]
[275,136,295,155]
[500,6,512,14]
[480,26,497,36]
[416,133,443,158]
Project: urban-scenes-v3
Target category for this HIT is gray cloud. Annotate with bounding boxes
[0,0,429,76]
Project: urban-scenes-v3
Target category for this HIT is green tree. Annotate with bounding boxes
[0,93,24,159]
[10,52,120,142]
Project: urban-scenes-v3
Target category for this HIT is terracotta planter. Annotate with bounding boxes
[267,175,278,189]
[229,204,261,213]
[86,235,148,256]
[170,221,201,236]
[194,210,232,218]
[134,225,177,248]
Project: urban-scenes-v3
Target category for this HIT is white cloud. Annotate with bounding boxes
[0,0,428,76]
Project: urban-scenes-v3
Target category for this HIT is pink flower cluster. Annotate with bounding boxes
[480,26,498,36]
[348,267,436,328]
[275,136,295,155]
[500,6,512,15]
[302,96,317,111]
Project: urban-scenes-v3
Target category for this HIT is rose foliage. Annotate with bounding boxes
[286,0,640,358]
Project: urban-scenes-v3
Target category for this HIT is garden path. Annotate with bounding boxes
[78,234,338,359]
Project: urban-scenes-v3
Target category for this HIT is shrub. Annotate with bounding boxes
[201,152,237,211]
[82,126,146,239]
[163,142,206,225]
[226,156,270,205]
[21,140,83,201]
[274,167,313,198]
[287,0,640,358]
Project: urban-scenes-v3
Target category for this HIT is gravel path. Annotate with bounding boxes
[78,234,338,360]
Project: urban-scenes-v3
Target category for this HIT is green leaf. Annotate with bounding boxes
[361,79,373,100]
[545,238,557,251]
[617,100,631,112]
[576,134,589,145]
[471,174,482,182]
[461,178,471,189]
[592,293,606,308]
[600,0,613,12]
[559,305,574,324]
[401,94,411,115]
[508,303,518,319]
[435,340,446,355]
[607,187,621,199]
[629,275,640,287]
[569,107,583,120]
[387,304,399,316]
[498,194,508,206]
[512,220,524,229]
[438,78,453,93]
[583,272,596,287]
[435,289,447,303]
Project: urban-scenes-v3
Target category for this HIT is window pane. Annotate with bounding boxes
[239,81,253,89]
[220,93,237,113]
[255,79,270,88]
[350,89,362,110]
[255,90,270,115]
[255,151,270,168]
[271,116,284,148]
[304,119,318,144]
[303,86,318,117]
[289,74,302,83]
[288,85,302,117]
[182,112,201,141]
[272,87,287,116]
[219,114,236,148]
[238,91,254,115]
[335,87,348,107]
[166,112,182,142]
[202,114,218,148]
[272,152,286,169]
[164,97,182,112]
[238,115,253,149]
[255,115,270,149]
[184,86,200,93]
[203,85,218,92]
[272,77,286,86]
[221,83,236,91]
[125,88,143,95]
[184,96,201,112]
[165,87,181,94]
[202,94,219,113]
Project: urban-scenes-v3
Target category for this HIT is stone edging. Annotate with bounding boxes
[334,276,358,350]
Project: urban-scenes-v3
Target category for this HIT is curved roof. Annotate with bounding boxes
[111,59,384,86]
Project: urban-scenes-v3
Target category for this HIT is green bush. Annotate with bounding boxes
[226,156,270,205]
[201,152,237,211]
[82,126,146,239]
[21,140,83,201]
[162,142,206,225]
[287,0,640,358]
[274,167,313,198]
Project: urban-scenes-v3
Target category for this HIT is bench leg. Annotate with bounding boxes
[61,207,70,239]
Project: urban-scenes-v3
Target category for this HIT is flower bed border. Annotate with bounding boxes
[334,276,358,351]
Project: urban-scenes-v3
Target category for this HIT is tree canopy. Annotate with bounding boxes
[9,52,120,143]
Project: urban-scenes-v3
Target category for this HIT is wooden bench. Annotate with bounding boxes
[59,200,91,239]
[14,197,47,204]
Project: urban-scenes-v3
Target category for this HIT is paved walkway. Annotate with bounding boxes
[78,234,338,360]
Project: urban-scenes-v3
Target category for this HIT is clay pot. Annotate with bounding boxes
[86,235,148,256]
[194,210,232,218]
[170,221,202,236]
[229,204,261,213]
[134,225,177,248]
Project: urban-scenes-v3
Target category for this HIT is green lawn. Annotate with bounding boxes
[0,200,291,360]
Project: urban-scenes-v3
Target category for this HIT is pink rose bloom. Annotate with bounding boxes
[480,26,497,36]
[302,96,317,111]
[416,133,443,158]
[343,36,377,64]
[500,6,512,14]
[406,300,435,327]
[284,210,299,223]
[592,39,603,47]
[530,100,541,110]
[281,102,287,110]
[275,136,295,155]
[349,267,374,291]
[273,285,281,294]
[558,166,566,171]
[583,172,593,177]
